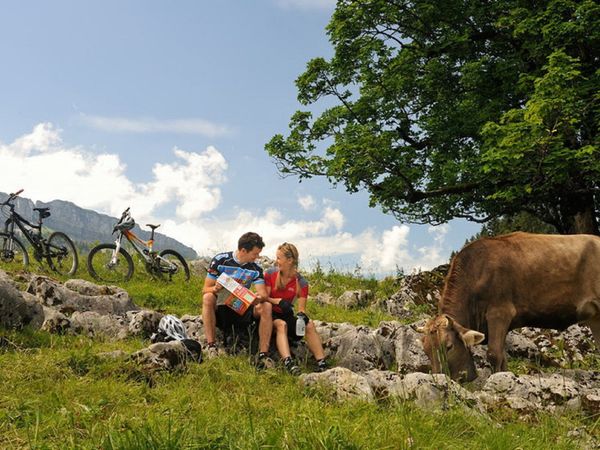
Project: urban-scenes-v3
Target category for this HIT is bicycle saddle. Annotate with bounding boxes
[34,207,51,219]
[146,224,160,230]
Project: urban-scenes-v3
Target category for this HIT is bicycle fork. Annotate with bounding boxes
[110,234,123,266]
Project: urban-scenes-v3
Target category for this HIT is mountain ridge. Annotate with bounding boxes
[0,192,198,260]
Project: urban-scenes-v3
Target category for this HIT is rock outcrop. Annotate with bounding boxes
[0,267,597,418]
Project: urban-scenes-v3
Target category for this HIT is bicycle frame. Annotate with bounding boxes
[112,228,155,265]
[4,207,44,251]
[111,226,178,275]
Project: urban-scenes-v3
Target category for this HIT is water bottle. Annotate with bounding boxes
[295,315,305,337]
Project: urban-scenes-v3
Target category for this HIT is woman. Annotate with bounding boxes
[264,242,328,374]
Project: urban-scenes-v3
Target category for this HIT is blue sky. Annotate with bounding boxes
[0,0,480,275]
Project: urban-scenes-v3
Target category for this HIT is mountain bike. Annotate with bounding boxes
[87,207,190,283]
[0,189,79,275]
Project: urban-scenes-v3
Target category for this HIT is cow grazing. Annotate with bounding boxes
[418,232,600,382]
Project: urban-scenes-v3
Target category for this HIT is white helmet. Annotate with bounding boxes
[158,315,188,341]
[114,214,135,232]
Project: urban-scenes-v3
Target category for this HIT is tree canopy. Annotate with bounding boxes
[266,0,600,234]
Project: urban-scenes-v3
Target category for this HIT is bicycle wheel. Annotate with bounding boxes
[46,231,79,276]
[87,243,134,282]
[157,249,190,282]
[0,232,29,268]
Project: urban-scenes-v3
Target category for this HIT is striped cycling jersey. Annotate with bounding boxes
[207,251,264,288]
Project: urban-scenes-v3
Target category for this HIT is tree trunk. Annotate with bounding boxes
[560,193,599,235]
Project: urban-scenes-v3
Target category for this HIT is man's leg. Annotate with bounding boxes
[253,302,273,353]
[202,292,218,345]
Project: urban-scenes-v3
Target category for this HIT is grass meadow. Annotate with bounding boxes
[0,258,598,449]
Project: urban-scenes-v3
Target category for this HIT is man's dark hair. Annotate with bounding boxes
[238,232,265,251]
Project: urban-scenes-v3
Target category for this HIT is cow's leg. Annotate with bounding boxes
[578,299,600,352]
[485,308,513,372]
[587,319,600,352]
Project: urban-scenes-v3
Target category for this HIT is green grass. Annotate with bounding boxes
[0,261,599,448]
[0,330,598,449]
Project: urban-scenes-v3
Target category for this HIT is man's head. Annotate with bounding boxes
[237,232,265,263]
[417,315,485,382]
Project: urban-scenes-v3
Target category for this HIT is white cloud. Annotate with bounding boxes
[323,206,344,230]
[7,123,63,155]
[273,0,336,10]
[0,123,227,220]
[357,224,450,274]
[298,194,315,211]
[165,206,450,276]
[0,123,452,276]
[78,114,232,138]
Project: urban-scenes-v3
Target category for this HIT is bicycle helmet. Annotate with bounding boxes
[114,214,135,232]
[157,315,188,341]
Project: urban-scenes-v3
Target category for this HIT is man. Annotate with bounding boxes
[202,232,274,368]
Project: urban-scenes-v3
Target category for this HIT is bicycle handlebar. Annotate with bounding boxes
[2,188,24,206]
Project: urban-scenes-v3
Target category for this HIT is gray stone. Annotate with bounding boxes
[300,367,374,401]
[131,340,201,372]
[397,372,482,411]
[70,311,129,339]
[41,307,71,333]
[326,325,391,372]
[27,276,138,316]
[310,292,335,307]
[379,321,431,373]
[480,371,598,413]
[189,257,211,278]
[127,310,163,338]
[64,279,125,297]
[0,276,44,330]
[336,290,373,309]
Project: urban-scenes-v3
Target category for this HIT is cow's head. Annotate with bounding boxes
[417,315,485,382]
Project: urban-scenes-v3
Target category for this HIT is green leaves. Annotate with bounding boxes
[267,0,600,233]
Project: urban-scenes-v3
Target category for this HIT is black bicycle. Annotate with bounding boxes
[87,207,190,283]
[0,189,79,275]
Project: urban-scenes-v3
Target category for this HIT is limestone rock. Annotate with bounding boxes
[336,290,373,309]
[127,310,163,338]
[300,367,373,401]
[70,311,129,339]
[27,276,138,315]
[0,275,44,329]
[131,340,200,372]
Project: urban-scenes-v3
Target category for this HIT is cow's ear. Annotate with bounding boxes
[460,330,485,347]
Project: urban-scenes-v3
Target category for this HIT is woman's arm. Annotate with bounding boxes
[264,284,288,305]
[296,296,307,314]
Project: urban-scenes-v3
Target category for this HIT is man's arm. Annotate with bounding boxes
[202,277,223,295]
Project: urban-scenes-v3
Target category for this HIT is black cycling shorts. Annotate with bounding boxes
[216,304,256,330]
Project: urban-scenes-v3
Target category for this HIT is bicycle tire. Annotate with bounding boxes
[157,249,190,282]
[0,232,29,268]
[46,231,79,276]
[87,243,134,282]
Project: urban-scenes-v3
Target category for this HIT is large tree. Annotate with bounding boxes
[266,0,600,234]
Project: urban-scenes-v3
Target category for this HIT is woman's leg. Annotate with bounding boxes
[273,318,292,359]
[304,321,325,360]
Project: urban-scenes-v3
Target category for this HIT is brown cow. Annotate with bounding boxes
[418,232,600,382]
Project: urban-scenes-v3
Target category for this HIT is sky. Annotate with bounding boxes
[0,0,480,276]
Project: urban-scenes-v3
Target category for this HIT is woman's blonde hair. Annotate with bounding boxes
[276,242,301,295]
